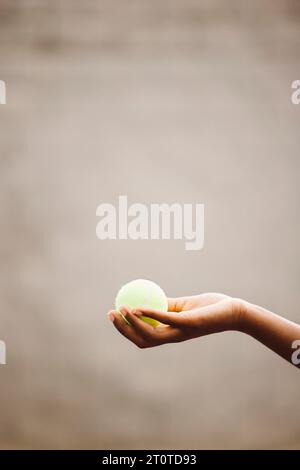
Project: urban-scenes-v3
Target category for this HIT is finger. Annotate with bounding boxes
[119,307,183,344]
[155,325,186,343]
[112,310,183,346]
[122,309,155,340]
[109,310,145,348]
[130,314,185,344]
[118,305,131,324]
[167,295,211,312]
[168,294,229,311]
[167,297,188,312]
[133,307,189,327]
[161,299,234,335]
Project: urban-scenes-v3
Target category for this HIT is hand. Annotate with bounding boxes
[107,293,244,349]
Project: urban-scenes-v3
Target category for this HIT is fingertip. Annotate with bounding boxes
[112,311,127,329]
[119,304,129,310]
[132,309,142,316]
[107,311,115,323]
[119,305,130,316]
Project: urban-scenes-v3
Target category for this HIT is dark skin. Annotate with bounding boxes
[108,293,300,368]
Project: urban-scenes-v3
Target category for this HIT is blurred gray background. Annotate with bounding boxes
[0,0,300,449]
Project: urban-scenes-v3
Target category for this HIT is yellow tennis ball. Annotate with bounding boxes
[115,279,168,327]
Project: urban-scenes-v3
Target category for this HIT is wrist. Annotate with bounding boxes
[231,298,251,332]
[234,299,268,336]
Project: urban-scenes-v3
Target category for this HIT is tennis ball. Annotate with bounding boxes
[115,279,168,327]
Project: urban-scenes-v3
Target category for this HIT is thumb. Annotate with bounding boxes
[133,307,190,327]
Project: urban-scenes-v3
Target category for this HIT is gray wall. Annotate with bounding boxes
[0,0,299,449]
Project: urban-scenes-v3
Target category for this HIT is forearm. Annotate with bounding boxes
[240,301,300,368]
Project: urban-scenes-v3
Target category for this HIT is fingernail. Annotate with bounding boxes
[120,307,127,316]
[108,312,115,323]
